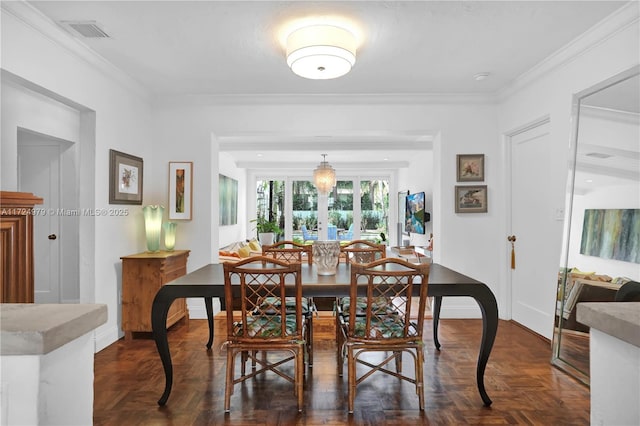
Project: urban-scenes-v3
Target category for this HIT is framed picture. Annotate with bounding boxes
[457,154,485,182]
[169,162,193,220]
[455,185,488,213]
[219,174,238,226]
[109,149,143,204]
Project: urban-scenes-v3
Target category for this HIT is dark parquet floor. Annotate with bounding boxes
[94,316,590,425]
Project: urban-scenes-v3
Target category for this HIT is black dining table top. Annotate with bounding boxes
[165,261,483,298]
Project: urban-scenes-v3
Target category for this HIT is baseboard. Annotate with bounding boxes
[187,297,221,319]
[437,306,482,319]
[510,320,551,344]
[94,325,120,353]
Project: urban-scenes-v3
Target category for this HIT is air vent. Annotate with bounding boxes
[59,21,110,38]
[585,152,612,159]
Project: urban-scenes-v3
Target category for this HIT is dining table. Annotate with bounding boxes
[151,261,498,407]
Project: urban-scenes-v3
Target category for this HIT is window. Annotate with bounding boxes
[255,177,390,244]
[255,180,284,239]
[360,179,389,242]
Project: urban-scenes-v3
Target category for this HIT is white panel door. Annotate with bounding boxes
[510,120,555,337]
[19,143,61,303]
[18,132,79,304]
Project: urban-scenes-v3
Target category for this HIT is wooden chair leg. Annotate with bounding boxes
[307,315,313,367]
[224,348,235,412]
[240,351,245,376]
[416,347,425,410]
[395,350,402,373]
[336,315,344,377]
[251,350,258,370]
[347,344,356,414]
[296,345,304,412]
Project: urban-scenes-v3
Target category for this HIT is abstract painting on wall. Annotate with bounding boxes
[580,209,640,264]
[219,174,238,226]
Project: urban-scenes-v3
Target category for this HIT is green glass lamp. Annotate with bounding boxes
[142,205,164,252]
[163,222,177,251]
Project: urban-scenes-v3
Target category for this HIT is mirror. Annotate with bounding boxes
[552,65,640,383]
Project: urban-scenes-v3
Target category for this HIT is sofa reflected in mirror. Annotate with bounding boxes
[552,65,640,384]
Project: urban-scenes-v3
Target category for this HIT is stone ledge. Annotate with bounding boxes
[0,304,107,355]
[577,302,640,348]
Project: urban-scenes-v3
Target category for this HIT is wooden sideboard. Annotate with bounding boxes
[1,191,44,303]
[121,250,190,339]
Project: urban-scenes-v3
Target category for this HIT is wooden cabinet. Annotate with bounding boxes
[1,191,44,303]
[121,250,190,339]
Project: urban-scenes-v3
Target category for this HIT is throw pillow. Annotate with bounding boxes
[248,239,261,252]
[237,245,252,258]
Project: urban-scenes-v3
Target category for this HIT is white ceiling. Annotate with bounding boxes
[27,0,631,167]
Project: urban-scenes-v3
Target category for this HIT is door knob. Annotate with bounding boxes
[48,234,57,240]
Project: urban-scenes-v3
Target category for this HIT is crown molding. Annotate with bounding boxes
[581,105,639,124]
[576,161,640,182]
[237,161,408,170]
[2,1,149,100]
[153,91,497,107]
[497,2,639,102]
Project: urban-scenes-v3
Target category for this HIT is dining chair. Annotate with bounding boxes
[262,240,313,265]
[335,240,388,351]
[340,239,386,264]
[339,223,355,241]
[222,256,305,412]
[262,240,315,366]
[336,257,430,413]
[301,225,318,242]
[328,225,338,240]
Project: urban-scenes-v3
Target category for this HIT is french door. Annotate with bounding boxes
[257,177,389,243]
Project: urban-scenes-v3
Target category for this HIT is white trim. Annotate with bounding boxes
[237,161,408,170]
[581,105,640,124]
[2,1,149,101]
[94,325,120,353]
[498,2,640,102]
[153,92,497,106]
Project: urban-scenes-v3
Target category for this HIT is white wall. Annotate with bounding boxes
[497,16,639,336]
[1,3,154,350]
[590,329,640,425]
[0,333,94,426]
[1,82,80,167]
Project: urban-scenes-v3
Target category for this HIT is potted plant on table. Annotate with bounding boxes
[251,217,281,246]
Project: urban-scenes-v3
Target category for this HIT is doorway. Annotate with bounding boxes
[17,128,80,303]
[508,117,557,337]
[257,177,390,243]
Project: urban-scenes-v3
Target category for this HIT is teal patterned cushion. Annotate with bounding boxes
[233,315,298,338]
[349,316,419,339]
[339,297,394,316]
[258,296,312,315]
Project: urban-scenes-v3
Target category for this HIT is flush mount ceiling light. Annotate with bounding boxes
[313,154,337,194]
[286,24,356,80]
